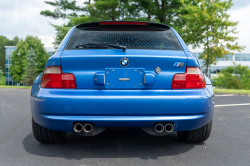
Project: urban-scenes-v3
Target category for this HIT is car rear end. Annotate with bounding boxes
[31,21,214,142]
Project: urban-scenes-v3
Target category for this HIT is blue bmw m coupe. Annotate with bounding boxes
[31,21,214,143]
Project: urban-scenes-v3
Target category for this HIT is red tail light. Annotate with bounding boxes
[41,66,76,89]
[172,67,205,89]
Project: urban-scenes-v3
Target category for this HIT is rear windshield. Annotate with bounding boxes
[65,26,183,51]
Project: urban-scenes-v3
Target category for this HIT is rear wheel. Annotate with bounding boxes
[177,119,212,143]
[32,118,67,143]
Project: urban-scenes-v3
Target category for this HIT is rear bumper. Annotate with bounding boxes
[31,87,214,132]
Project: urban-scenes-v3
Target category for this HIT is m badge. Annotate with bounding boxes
[173,62,184,67]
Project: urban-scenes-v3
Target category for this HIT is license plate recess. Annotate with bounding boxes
[105,68,145,89]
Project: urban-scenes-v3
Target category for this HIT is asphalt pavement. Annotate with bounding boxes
[0,88,249,166]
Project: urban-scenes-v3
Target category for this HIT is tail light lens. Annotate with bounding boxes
[41,66,76,89]
[172,67,205,89]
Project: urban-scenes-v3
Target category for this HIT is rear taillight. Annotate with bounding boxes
[41,66,76,89]
[172,67,205,89]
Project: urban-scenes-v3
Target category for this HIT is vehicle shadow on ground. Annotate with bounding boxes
[22,128,204,160]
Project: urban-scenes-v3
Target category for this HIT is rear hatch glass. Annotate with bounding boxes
[65,25,182,51]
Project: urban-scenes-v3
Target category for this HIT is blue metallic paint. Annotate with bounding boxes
[184,51,201,67]
[57,26,76,51]
[204,75,212,85]
[31,87,214,132]
[60,50,188,89]
[44,26,76,68]
[31,24,214,134]
[144,72,155,85]
[45,50,62,68]
[94,72,105,85]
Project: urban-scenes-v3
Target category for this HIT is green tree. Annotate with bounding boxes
[213,63,250,89]
[41,0,190,47]
[127,1,187,23]
[9,36,49,83]
[22,48,38,86]
[41,0,129,47]
[51,16,99,47]
[125,0,195,36]
[0,67,3,81]
[178,0,245,76]
[0,67,3,85]
[0,36,19,75]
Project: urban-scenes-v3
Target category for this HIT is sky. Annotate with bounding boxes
[0,0,249,52]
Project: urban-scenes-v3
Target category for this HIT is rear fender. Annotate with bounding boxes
[31,73,42,97]
[204,75,214,98]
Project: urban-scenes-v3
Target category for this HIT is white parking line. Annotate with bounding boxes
[215,103,250,107]
[215,94,234,97]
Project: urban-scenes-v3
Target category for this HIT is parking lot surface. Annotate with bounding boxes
[0,88,249,166]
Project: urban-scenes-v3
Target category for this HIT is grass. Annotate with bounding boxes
[0,77,31,89]
[213,88,250,94]
[0,76,5,85]
[0,85,32,89]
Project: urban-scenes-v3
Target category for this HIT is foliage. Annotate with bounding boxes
[213,63,250,89]
[126,0,190,31]
[0,67,3,81]
[40,0,190,47]
[0,75,5,86]
[213,88,250,94]
[41,0,129,47]
[22,48,38,86]
[0,66,4,85]
[51,15,100,47]
[0,85,32,89]
[178,0,245,76]
[9,36,49,83]
[0,36,19,75]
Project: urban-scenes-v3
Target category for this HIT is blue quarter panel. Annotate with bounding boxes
[170,27,189,52]
[185,51,200,67]
[204,75,212,85]
[31,73,43,97]
[45,50,62,68]
[57,26,76,51]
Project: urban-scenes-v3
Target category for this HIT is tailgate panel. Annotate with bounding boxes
[60,49,187,89]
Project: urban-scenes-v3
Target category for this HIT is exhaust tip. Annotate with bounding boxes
[83,124,93,133]
[165,123,174,133]
[155,124,164,133]
[74,123,83,133]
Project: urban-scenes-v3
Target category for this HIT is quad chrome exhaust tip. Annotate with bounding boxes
[165,123,174,133]
[83,124,93,133]
[155,124,164,133]
[74,123,83,133]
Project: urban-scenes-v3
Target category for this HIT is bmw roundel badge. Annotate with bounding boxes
[120,57,129,67]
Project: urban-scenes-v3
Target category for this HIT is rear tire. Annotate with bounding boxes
[177,119,212,143]
[32,118,67,143]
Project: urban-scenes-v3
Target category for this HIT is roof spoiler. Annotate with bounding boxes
[76,21,170,29]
